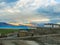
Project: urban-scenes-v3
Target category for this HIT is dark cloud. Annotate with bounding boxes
[36,5,60,17]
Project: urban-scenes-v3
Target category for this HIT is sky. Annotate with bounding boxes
[0,0,60,25]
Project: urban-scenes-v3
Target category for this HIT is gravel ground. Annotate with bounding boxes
[33,36,60,45]
[0,35,60,45]
[0,40,39,45]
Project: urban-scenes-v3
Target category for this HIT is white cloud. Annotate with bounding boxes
[3,0,59,13]
[0,0,60,24]
[50,0,57,5]
[0,0,58,13]
[57,22,59,24]
[30,18,50,23]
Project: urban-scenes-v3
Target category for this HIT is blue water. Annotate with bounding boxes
[0,26,30,29]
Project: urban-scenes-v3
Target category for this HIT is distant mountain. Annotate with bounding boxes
[0,22,31,29]
[0,22,14,27]
[30,22,44,27]
[36,23,44,27]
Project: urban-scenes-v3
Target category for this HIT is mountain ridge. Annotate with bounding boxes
[0,22,31,29]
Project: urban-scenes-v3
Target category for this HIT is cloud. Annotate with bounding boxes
[57,22,60,24]
[0,0,18,3]
[29,17,50,23]
[0,0,59,13]
[0,0,60,24]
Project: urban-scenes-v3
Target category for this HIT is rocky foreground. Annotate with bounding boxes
[0,35,60,45]
[0,40,39,45]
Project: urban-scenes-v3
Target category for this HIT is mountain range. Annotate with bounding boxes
[0,22,32,29]
[0,22,46,29]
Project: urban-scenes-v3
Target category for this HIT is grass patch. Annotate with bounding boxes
[0,29,19,34]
